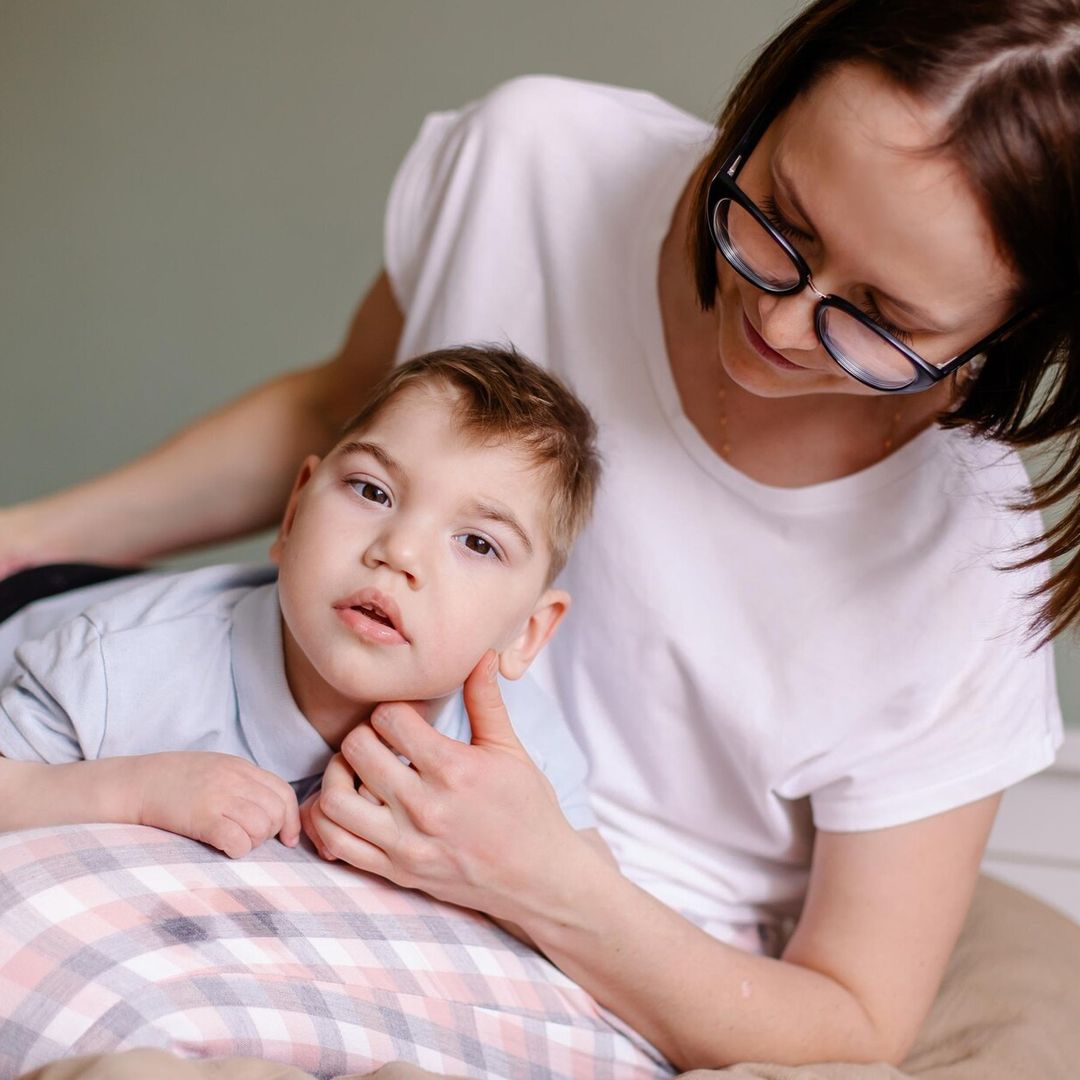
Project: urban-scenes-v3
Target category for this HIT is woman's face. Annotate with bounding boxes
[713,62,1018,400]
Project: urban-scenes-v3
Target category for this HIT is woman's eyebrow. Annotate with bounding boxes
[336,439,401,475]
[773,165,950,332]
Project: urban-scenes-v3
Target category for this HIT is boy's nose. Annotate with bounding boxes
[362,525,424,587]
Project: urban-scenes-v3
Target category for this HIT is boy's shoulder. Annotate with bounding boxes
[0,563,277,675]
[75,562,278,635]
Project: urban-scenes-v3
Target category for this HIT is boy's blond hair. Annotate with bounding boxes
[339,345,601,581]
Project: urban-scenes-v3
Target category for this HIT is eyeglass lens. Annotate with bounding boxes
[715,198,919,390]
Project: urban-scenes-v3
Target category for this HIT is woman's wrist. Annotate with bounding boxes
[502,826,623,948]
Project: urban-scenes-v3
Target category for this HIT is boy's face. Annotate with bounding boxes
[271,384,568,724]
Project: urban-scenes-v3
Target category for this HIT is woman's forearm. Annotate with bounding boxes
[8,363,348,568]
[2,271,403,572]
[514,841,887,1071]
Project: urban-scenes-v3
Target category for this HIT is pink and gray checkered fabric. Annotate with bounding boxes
[0,824,672,1080]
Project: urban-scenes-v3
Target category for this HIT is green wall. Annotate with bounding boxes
[2,0,1075,723]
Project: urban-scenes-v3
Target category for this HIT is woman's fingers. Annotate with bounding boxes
[341,719,424,804]
[316,752,397,846]
[461,651,526,755]
[348,704,452,781]
[304,778,397,878]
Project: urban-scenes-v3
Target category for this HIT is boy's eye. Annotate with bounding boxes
[456,533,499,559]
[349,479,391,506]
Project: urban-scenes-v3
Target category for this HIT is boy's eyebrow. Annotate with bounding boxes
[336,439,401,474]
[468,500,534,556]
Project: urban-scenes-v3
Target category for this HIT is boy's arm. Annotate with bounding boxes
[0,754,143,829]
[0,621,300,855]
[0,752,301,856]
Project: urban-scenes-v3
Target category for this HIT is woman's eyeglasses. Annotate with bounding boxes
[705,112,1027,393]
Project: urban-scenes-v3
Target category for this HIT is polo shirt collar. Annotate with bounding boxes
[230,582,333,783]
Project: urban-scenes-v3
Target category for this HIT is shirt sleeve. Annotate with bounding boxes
[382,77,556,326]
[800,546,1063,833]
[0,616,108,763]
[383,105,463,314]
[498,674,598,831]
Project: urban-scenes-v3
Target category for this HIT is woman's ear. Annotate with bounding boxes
[268,455,320,564]
[497,590,571,681]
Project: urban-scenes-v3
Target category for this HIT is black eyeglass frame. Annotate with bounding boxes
[705,109,1030,394]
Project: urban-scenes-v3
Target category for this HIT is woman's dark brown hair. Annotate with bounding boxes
[691,0,1080,640]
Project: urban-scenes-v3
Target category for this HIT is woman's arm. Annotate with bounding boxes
[305,656,1000,1071]
[0,272,403,575]
[525,795,999,1070]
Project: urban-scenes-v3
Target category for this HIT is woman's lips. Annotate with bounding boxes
[741,311,807,371]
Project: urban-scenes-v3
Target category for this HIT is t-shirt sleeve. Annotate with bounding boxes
[383,77,558,331]
[0,616,108,763]
[499,674,598,831]
[383,105,463,314]
[797,548,1062,833]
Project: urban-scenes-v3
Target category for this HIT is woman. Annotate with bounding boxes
[2,0,1077,1071]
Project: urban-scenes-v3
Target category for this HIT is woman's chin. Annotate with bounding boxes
[720,342,811,399]
[718,327,852,400]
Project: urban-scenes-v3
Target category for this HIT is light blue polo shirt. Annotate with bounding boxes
[0,563,596,828]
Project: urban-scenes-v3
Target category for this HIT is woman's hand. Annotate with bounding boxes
[301,651,581,922]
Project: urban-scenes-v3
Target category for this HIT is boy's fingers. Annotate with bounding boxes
[279,786,302,844]
[223,796,275,845]
[462,651,524,754]
[248,769,302,844]
[210,817,255,860]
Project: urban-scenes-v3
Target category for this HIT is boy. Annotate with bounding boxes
[0,345,601,858]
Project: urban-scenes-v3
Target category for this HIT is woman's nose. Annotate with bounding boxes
[754,288,821,354]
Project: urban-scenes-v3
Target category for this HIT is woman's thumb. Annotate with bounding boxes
[463,651,524,753]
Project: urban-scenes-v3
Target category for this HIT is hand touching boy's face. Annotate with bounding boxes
[271,384,568,726]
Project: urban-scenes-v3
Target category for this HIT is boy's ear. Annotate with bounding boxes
[497,589,571,681]
[269,455,321,564]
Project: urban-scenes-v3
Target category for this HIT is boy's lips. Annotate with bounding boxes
[333,587,409,644]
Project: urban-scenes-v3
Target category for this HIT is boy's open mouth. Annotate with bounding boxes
[353,602,393,628]
[333,587,409,643]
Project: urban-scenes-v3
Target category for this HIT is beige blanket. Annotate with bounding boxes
[18,876,1080,1080]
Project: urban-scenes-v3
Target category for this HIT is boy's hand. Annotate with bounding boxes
[134,751,301,858]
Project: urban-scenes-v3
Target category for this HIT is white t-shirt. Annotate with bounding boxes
[384,75,1063,938]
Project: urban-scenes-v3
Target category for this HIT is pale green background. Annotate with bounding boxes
[1,0,1076,724]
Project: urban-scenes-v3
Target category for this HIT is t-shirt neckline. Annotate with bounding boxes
[631,149,943,514]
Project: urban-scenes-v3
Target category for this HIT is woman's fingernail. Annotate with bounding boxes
[486,651,499,678]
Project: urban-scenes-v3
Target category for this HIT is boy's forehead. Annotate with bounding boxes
[340,384,528,468]
[333,387,556,557]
